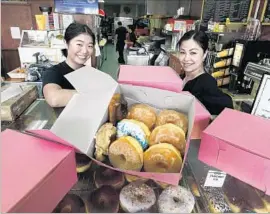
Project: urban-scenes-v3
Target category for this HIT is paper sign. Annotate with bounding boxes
[204,170,227,187]
[10,27,21,39]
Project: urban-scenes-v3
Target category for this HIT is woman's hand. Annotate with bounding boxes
[43,83,77,107]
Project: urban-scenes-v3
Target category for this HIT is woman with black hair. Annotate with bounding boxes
[42,22,95,107]
[178,30,233,115]
[125,25,137,48]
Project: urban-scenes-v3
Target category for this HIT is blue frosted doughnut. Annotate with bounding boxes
[117,120,149,150]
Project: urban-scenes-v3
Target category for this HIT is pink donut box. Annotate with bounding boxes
[118,65,211,139]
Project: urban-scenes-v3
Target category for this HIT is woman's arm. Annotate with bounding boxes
[43,83,76,107]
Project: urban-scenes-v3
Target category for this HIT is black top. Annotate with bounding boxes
[42,61,76,90]
[183,73,233,115]
[115,26,127,43]
[129,32,137,46]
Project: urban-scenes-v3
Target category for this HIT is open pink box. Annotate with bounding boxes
[1,129,77,213]
[198,108,270,195]
[118,65,211,139]
[28,66,196,185]
[118,65,183,93]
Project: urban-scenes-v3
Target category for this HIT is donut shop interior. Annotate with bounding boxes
[1,0,270,213]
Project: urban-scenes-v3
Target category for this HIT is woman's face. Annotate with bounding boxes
[67,33,94,66]
[179,39,206,75]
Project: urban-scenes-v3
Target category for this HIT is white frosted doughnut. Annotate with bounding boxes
[158,185,195,213]
[120,182,156,213]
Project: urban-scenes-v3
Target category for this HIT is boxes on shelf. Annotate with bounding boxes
[1,129,77,213]
[30,66,196,185]
[1,84,38,121]
[198,108,270,195]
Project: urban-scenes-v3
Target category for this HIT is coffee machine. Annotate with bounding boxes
[228,40,270,94]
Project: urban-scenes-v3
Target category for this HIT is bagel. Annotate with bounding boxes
[127,104,157,130]
[108,136,143,171]
[156,109,188,134]
[117,119,150,150]
[144,143,182,173]
[149,123,186,155]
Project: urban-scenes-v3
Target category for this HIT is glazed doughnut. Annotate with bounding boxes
[75,153,92,173]
[109,136,143,171]
[117,119,150,150]
[127,104,157,130]
[94,167,125,189]
[158,185,195,213]
[156,109,188,134]
[86,185,119,213]
[149,124,186,155]
[125,174,148,183]
[144,143,182,173]
[55,194,86,213]
[120,182,156,213]
[108,93,128,125]
[95,123,117,162]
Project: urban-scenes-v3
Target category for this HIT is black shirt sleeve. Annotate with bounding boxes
[42,66,63,88]
[183,73,234,115]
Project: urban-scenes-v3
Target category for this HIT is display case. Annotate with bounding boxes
[186,140,270,213]
[18,30,66,67]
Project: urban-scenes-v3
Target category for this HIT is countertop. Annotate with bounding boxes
[1,99,63,132]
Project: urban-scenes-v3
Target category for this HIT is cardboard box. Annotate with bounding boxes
[1,129,77,213]
[118,65,183,93]
[1,85,38,121]
[117,66,210,139]
[198,108,270,194]
[30,66,195,185]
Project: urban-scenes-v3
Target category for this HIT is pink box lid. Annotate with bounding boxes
[1,129,74,213]
[204,108,270,159]
[118,65,183,92]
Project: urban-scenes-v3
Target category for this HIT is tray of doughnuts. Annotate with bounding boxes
[53,162,198,213]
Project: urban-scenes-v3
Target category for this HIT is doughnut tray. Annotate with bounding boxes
[53,161,205,213]
[186,140,270,213]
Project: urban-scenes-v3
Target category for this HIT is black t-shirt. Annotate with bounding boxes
[129,32,137,46]
[115,26,127,43]
[183,73,234,115]
[42,61,77,90]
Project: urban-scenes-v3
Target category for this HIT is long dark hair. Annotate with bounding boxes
[62,22,95,57]
[177,30,209,53]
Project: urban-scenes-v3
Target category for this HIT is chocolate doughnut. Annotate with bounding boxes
[86,185,119,213]
[75,153,92,173]
[94,167,125,189]
[120,182,156,213]
[256,190,270,212]
[55,194,86,213]
[158,185,195,213]
[223,177,268,213]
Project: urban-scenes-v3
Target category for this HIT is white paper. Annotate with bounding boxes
[10,27,21,39]
[62,15,74,29]
[204,170,227,188]
[1,85,23,103]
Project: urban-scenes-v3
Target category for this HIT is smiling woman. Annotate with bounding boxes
[178,30,233,115]
[42,22,95,108]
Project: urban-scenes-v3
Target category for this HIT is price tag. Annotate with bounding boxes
[204,170,227,187]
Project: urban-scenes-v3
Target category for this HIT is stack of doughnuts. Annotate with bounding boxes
[94,94,189,175]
